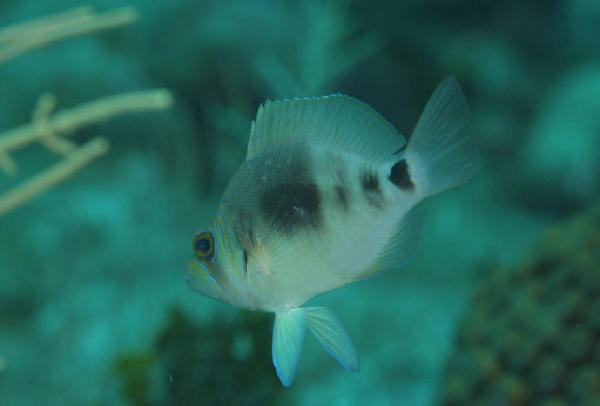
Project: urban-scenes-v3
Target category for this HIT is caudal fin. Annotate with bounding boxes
[272,307,358,386]
[404,77,479,198]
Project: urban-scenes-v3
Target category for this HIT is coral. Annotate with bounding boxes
[0,6,173,217]
[0,90,173,217]
[115,308,290,406]
[437,202,600,404]
[0,7,138,64]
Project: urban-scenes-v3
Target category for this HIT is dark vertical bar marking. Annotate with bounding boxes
[361,170,384,208]
[258,144,322,234]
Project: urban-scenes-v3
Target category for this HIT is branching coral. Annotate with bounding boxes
[0,6,138,64]
[0,90,173,217]
[0,7,173,217]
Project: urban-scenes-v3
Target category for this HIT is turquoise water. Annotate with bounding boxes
[1,1,599,404]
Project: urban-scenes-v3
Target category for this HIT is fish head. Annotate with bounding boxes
[186,214,250,308]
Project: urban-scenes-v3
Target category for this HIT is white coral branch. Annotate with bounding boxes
[0,89,174,155]
[0,89,174,217]
[0,137,109,217]
[0,6,174,218]
[0,6,138,64]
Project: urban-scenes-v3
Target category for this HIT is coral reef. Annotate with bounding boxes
[437,201,600,404]
[115,308,290,406]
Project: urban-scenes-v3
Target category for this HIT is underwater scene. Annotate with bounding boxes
[1,1,600,405]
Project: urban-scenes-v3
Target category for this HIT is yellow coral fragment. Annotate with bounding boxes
[0,89,174,217]
[0,6,138,64]
[0,137,109,217]
[0,6,175,218]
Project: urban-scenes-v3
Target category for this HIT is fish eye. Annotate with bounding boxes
[193,231,214,260]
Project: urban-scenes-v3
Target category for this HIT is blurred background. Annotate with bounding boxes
[1,0,599,404]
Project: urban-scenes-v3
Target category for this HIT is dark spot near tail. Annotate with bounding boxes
[335,185,350,210]
[361,170,384,208]
[260,183,322,233]
[389,159,414,191]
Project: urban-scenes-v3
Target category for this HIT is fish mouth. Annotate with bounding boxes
[186,258,228,301]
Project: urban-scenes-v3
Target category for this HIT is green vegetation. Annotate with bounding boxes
[115,309,291,406]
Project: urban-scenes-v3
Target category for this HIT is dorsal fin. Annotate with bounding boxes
[246,95,406,161]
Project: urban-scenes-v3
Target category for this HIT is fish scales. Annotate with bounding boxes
[221,142,407,311]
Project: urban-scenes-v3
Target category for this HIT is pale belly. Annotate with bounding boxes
[247,198,415,312]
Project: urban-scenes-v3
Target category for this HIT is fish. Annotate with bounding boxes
[187,77,479,386]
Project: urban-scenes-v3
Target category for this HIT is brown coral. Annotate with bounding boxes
[438,203,600,405]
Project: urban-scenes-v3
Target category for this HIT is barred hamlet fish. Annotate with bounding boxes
[187,77,479,386]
